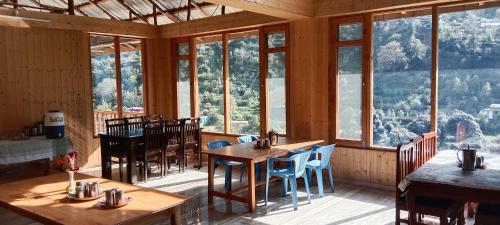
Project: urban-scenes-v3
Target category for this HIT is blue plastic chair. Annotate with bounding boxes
[265,150,311,210]
[306,144,335,197]
[236,135,262,181]
[207,141,246,192]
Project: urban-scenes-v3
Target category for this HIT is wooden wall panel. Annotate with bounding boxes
[0,26,96,168]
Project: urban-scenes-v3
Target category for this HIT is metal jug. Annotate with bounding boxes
[457,146,477,171]
[268,129,279,146]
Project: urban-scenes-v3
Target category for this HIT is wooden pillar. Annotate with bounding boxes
[222,5,226,15]
[68,0,75,15]
[431,6,439,133]
[187,0,191,21]
[153,5,158,25]
[222,33,230,133]
[114,37,123,115]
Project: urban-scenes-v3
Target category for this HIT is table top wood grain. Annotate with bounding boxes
[0,173,189,225]
[403,150,500,192]
[203,137,324,162]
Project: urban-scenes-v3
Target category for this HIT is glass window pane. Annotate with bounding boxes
[178,42,189,56]
[372,15,432,147]
[229,33,260,134]
[267,32,285,48]
[119,37,144,115]
[197,36,224,132]
[91,35,117,112]
[338,46,362,140]
[177,59,191,118]
[267,52,286,134]
[339,23,363,41]
[438,7,500,152]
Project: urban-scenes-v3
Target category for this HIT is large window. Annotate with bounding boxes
[372,12,432,147]
[332,19,365,145]
[228,32,260,134]
[196,35,224,133]
[174,40,192,119]
[90,35,145,135]
[173,26,289,135]
[438,7,500,152]
[332,3,499,152]
[266,30,288,134]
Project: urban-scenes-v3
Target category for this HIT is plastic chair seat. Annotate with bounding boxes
[224,161,245,167]
[269,168,295,177]
[306,160,321,168]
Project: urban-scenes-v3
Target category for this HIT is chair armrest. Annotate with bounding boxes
[267,157,293,171]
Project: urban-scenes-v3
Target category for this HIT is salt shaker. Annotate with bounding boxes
[114,188,124,205]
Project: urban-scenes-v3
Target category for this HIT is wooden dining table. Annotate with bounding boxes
[99,130,144,184]
[204,137,324,212]
[400,150,500,225]
[0,172,189,225]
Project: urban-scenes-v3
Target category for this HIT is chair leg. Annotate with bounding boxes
[327,164,335,193]
[255,163,262,181]
[316,168,324,197]
[239,166,245,183]
[119,157,123,181]
[282,177,289,197]
[144,160,148,181]
[290,177,298,210]
[224,165,232,192]
[395,208,401,225]
[265,173,270,206]
[303,176,311,204]
[307,168,313,186]
[439,216,448,225]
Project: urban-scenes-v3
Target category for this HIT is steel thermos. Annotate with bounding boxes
[457,146,477,171]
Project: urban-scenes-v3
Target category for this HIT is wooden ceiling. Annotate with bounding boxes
[0,0,241,25]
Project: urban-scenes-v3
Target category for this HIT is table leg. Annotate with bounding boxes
[100,137,111,179]
[208,155,214,204]
[170,205,181,225]
[247,159,256,212]
[127,139,137,184]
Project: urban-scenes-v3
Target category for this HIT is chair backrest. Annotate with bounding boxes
[289,150,311,178]
[165,119,183,147]
[237,135,258,144]
[125,116,144,132]
[315,144,336,168]
[145,114,164,123]
[422,131,437,163]
[207,140,231,150]
[396,142,415,193]
[143,120,165,153]
[411,131,437,170]
[105,118,127,135]
[183,118,201,145]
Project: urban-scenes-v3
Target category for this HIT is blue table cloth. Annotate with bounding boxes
[0,136,72,164]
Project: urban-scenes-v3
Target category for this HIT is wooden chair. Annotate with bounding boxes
[164,119,183,174]
[125,116,144,132]
[474,203,500,225]
[138,120,165,181]
[104,118,127,180]
[396,141,464,225]
[182,118,202,170]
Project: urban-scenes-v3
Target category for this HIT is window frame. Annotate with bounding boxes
[330,0,499,150]
[89,34,148,137]
[172,24,290,137]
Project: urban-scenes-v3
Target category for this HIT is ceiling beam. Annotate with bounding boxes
[54,0,89,16]
[87,0,118,20]
[114,0,149,23]
[125,2,214,22]
[191,1,209,17]
[145,0,180,22]
[203,0,313,19]
[75,0,107,9]
[160,11,286,38]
